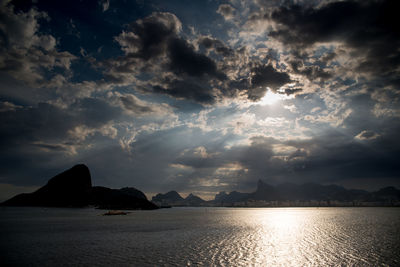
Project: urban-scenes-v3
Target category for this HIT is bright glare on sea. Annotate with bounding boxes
[1,207,399,266]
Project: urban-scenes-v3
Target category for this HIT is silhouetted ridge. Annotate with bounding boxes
[2,164,92,207]
[119,187,148,200]
[214,191,228,202]
[91,186,157,210]
[184,193,205,205]
[2,164,158,210]
[152,191,206,206]
[152,191,184,203]
[215,180,400,206]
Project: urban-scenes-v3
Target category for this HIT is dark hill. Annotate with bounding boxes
[152,191,184,203]
[151,191,207,206]
[91,186,157,210]
[184,193,206,206]
[2,164,91,207]
[1,164,158,210]
[119,187,148,200]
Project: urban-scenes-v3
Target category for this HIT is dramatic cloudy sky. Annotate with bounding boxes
[1,0,399,200]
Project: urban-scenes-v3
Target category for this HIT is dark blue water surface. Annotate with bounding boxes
[1,207,399,266]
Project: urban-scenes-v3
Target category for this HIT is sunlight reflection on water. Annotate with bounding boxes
[1,207,399,266]
[192,208,400,266]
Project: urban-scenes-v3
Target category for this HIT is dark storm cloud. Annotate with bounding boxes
[112,12,296,105]
[153,79,215,104]
[167,38,226,79]
[268,0,400,84]
[0,98,120,147]
[270,0,398,47]
[198,37,234,57]
[0,98,122,185]
[0,103,76,184]
[251,64,291,89]
[0,103,74,146]
[286,129,400,183]
[283,88,302,95]
[247,64,292,100]
[288,57,332,81]
[117,12,181,60]
[111,12,232,104]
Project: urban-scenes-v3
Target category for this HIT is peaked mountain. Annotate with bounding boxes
[1,164,158,210]
[152,191,184,203]
[2,164,92,207]
[151,191,206,206]
[184,193,206,206]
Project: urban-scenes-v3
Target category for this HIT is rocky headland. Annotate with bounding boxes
[1,164,158,210]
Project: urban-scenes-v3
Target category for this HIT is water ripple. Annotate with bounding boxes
[1,207,399,266]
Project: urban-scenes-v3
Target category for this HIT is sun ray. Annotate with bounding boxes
[258,89,287,105]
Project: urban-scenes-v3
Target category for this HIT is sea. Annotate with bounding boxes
[1,207,399,266]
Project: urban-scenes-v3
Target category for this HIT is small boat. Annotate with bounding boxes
[103,210,128,216]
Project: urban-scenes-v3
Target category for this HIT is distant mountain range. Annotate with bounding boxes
[152,180,400,207]
[1,164,158,210]
[152,191,206,207]
[2,165,399,209]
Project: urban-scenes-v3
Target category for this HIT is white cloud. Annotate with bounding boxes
[0,2,76,85]
[216,4,236,20]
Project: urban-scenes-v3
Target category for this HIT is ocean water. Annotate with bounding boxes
[1,207,399,266]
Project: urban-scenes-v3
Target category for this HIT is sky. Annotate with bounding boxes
[0,0,399,200]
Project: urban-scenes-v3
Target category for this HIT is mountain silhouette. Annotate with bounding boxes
[152,179,400,207]
[184,193,206,206]
[152,191,184,203]
[1,164,158,210]
[152,191,206,206]
[2,164,92,207]
[213,180,400,206]
[118,187,148,200]
[90,186,157,210]
[3,166,399,208]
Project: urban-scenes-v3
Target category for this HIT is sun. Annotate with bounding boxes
[258,89,284,105]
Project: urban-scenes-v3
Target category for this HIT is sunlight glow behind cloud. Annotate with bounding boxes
[258,89,292,106]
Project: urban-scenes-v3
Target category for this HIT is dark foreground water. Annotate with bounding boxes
[1,207,399,266]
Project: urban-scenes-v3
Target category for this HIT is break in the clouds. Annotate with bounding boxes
[0,0,399,200]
